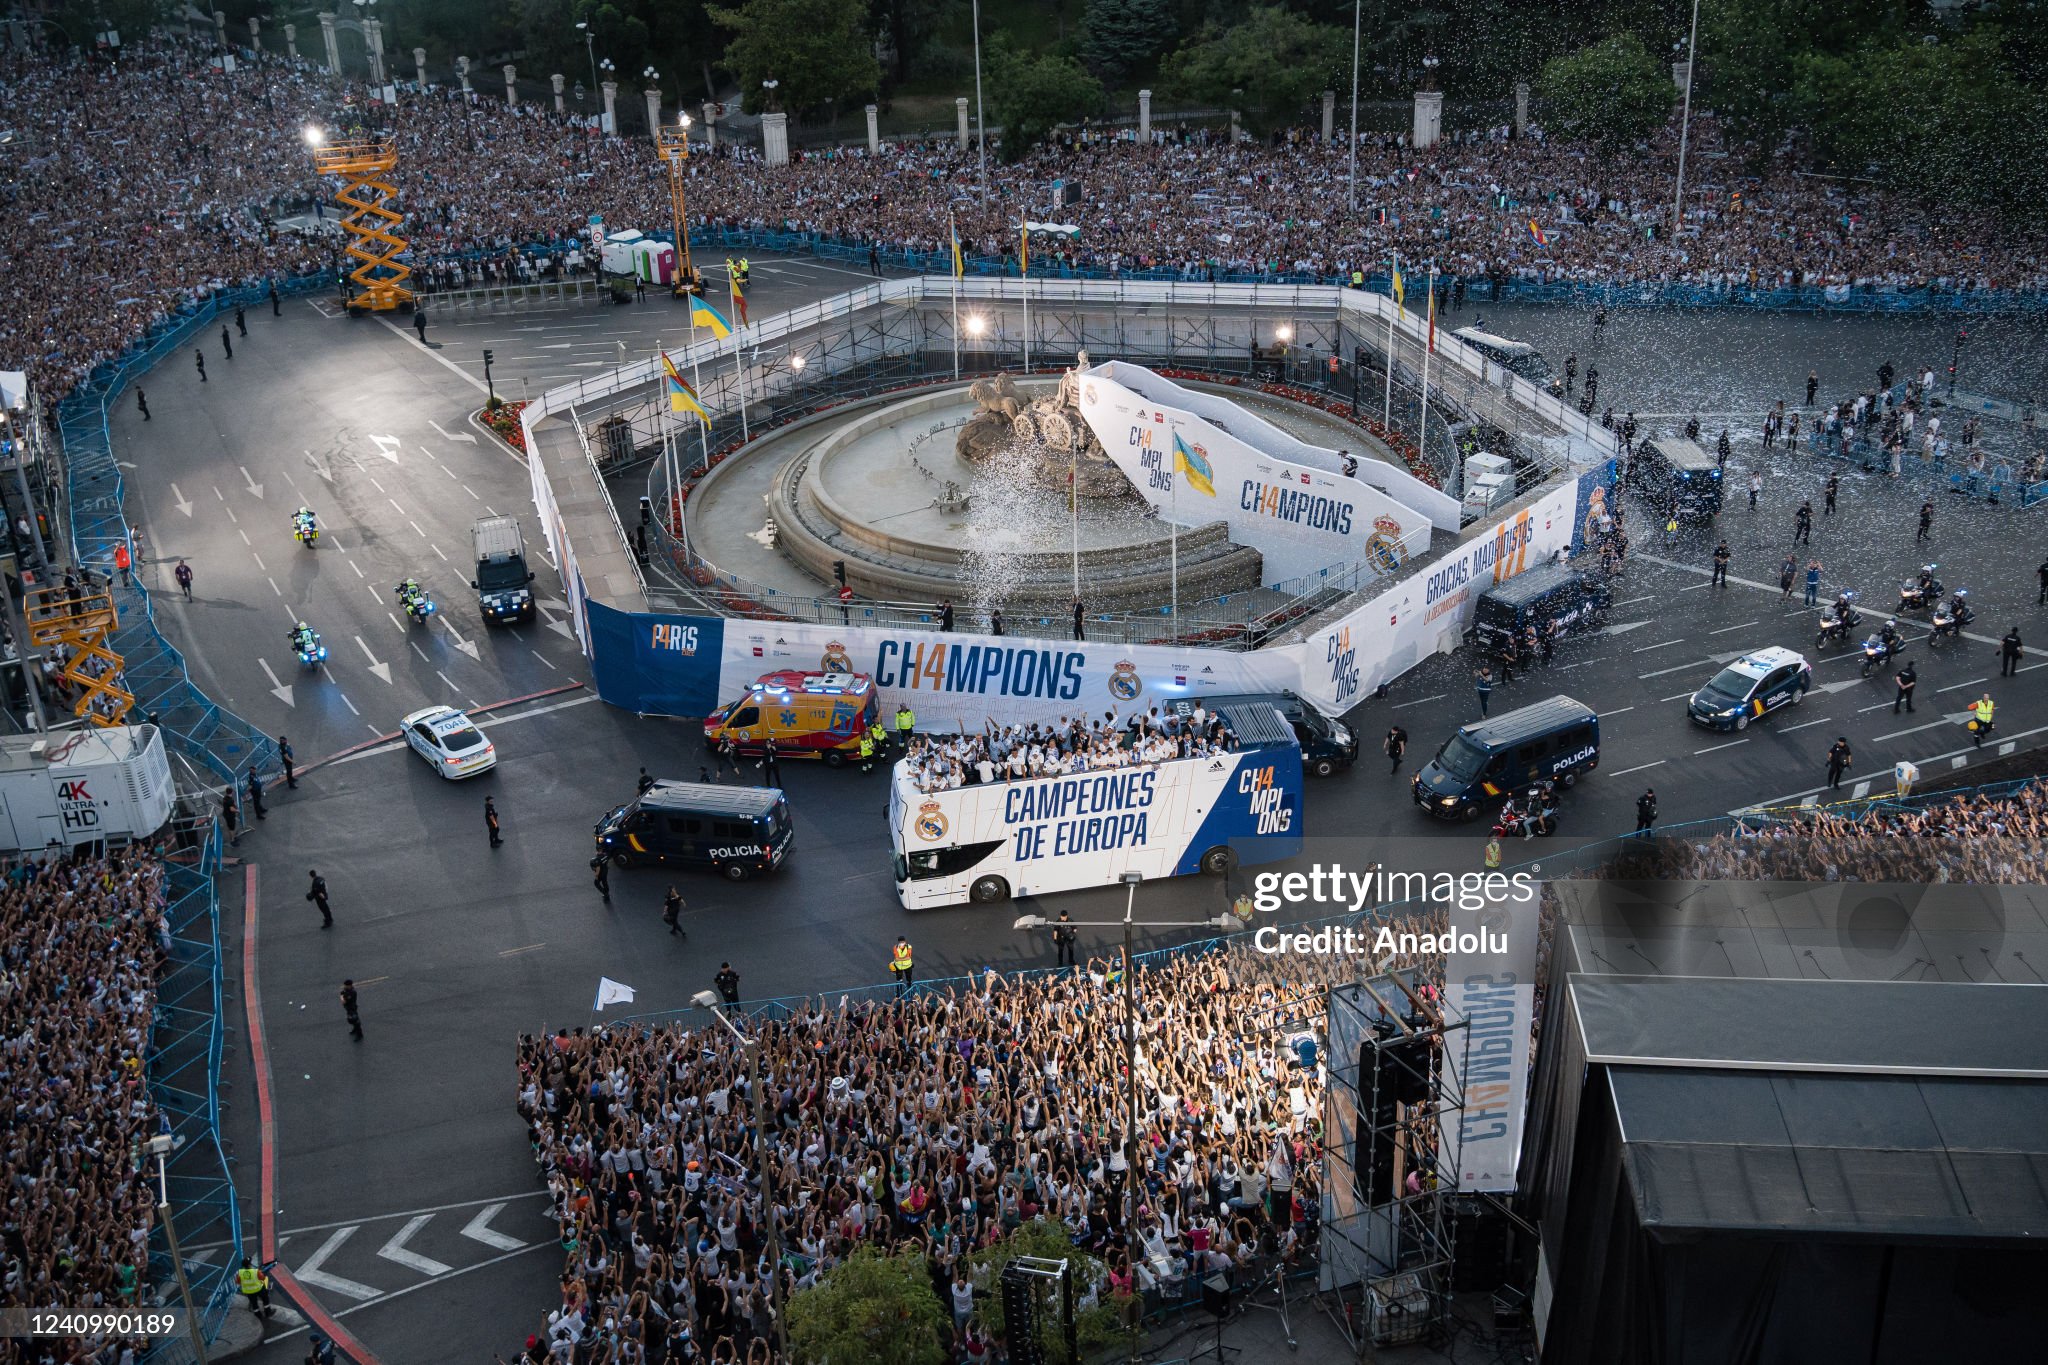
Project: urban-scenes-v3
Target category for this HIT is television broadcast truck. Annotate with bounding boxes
[889,701,1303,908]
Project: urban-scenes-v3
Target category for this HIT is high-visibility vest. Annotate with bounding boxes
[1483,840,1501,870]
[895,707,914,732]
[859,735,874,758]
[1975,698,1995,725]
[892,941,913,971]
[237,1266,265,1295]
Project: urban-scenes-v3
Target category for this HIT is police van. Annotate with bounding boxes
[594,782,793,881]
[1472,562,1612,654]
[1630,436,1724,522]
[1411,695,1599,820]
[889,702,1304,908]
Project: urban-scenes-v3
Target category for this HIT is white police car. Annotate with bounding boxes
[401,704,498,778]
[1687,646,1812,731]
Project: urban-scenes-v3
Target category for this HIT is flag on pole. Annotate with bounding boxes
[1020,223,1028,275]
[1391,262,1406,309]
[661,352,708,421]
[950,214,965,279]
[729,274,748,327]
[689,297,733,338]
[1528,219,1548,247]
[593,977,637,1011]
[1427,282,1438,354]
[1171,433,1217,497]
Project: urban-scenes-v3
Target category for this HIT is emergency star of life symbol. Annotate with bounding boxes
[915,801,949,842]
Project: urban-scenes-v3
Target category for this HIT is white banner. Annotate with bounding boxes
[1439,890,1540,1190]
[717,620,1299,733]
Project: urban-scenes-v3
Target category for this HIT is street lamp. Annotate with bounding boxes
[1673,0,1701,233]
[965,314,987,337]
[689,991,789,1361]
[351,0,380,86]
[1014,875,1240,1246]
[1275,324,1294,343]
[1420,55,1440,92]
[761,77,779,112]
[137,1134,210,1364]
[575,20,598,97]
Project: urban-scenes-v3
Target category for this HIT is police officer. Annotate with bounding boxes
[247,768,267,820]
[1635,787,1657,833]
[278,735,297,788]
[663,886,686,937]
[485,796,502,847]
[1053,910,1077,966]
[714,961,740,1003]
[1711,540,1731,587]
[890,936,914,996]
[638,766,657,794]
[2001,625,2024,678]
[339,979,362,1039]
[760,735,782,788]
[237,1256,273,1317]
[590,852,612,902]
[858,727,877,772]
[1826,737,1853,788]
[1383,725,1407,775]
[1893,659,1917,714]
[306,869,331,927]
[894,702,916,751]
[1972,693,1995,747]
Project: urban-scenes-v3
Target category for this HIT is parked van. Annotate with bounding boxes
[1472,563,1612,654]
[1173,690,1358,777]
[594,782,793,880]
[702,671,880,766]
[1411,695,1600,820]
[1630,437,1723,522]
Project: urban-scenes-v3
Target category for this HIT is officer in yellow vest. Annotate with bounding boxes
[1349,268,1365,290]
[1483,836,1502,870]
[737,257,751,286]
[858,729,876,773]
[236,1256,272,1317]
[1972,693,1995,746]
[894,703,915,750]
[890,936,914,996]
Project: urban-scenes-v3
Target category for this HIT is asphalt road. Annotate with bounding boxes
[113,270,2048,1365]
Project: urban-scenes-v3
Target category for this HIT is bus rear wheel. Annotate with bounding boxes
[1199,846,1236,875]
[969,875,1010,905]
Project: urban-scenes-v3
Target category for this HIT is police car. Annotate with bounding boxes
[1687,646,1812,731]
[400,704,498,778]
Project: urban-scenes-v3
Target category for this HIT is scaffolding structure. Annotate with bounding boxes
[25,582,134,725]
[311,138,415,312]
[654,118,705,297]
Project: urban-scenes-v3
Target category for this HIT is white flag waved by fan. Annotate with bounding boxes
[593,977,637,1011]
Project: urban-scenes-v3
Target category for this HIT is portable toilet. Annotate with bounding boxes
[630,238,677,285]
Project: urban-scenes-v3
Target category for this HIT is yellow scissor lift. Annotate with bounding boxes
[26,583,134,727]
[312,138,416,313]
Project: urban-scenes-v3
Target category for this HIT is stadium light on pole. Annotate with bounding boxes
[690,991,788,1361]
[575,20,598,98]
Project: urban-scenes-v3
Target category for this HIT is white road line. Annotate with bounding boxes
[484,505,497,517]
[213,486,225,501]
[1934,677,1990,694]
[1658,691,1692,702]
[1390,693,1445,710]
[239,529,250,545]
[437,670,459,692]
[376,1215,452,1277]
[1633,639,1685,652]
[331,536,347,553]
[462,484,480,500]
[388,613,405,631]
[1708,620,1759,634]
[1856,701,1894,713]
[251,552,265,572]
[1871,719,1951,742]
[349,559,364,578]
[1611,594,1657,606]
[389,498,406,516]
[530,649,557,671]
[1780,716,1831,732]
[223,505,237,524]
[338,691,360,716]
[268,577,282,596]
[1695,738,1749,755]
[412,642,430,662]
[409,520,427,537]
[431,543,448,560]
[292,1227,381,1301]
[1681,581,1711,592]
[438,462,456,479]
[1599,705,1633,716]
[1609,760,1666,777]
[372,478,387,494]
[460,1203,527,1252]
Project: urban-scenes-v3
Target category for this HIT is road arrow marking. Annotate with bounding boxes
[354,635,393,683]
[170,483,194,517]
[440,619,481,660]
[305,449,335,482]
[293,1227,381,1301]
[369,433,403,465]
[238,466,264,499]
[376,1215,453,1277]
[258,658,295,707]
[1601,620,1650,636]
[430,419,477,445]
[1815,679,1865,695]
[460,1203,526,1252]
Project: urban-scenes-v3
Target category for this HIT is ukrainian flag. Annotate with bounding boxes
[690,297,733,338]
[1172,433,1216,497]
[661,352,708,421]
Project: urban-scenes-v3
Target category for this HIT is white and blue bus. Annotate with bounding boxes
[889,703,1305,908]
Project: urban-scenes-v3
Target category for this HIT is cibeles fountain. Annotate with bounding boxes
[714,351,1460,627]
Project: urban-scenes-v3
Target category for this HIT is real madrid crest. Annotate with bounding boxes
[1108,660,1143,702]
[1365,514,1408,576]
[821,641,853,673]
[915,800,949,842]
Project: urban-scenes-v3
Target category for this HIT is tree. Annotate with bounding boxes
[1081,0,1174,84]
[1160,6,1345,134]
[786,1246,949,1365]
[1699,0,1918,156]
[968,1220,1138,1364]
[987,47,1105,161]
[707,0,882,114]
[1534,35,1674,153]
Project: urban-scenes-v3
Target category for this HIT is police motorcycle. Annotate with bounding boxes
[1815,592,1862,651]
[292,507,319,548]
[395,577,437,625]
[289,621,327,670]
[1897,564,1942,613]
[1928,589,1973,648]
[1860,619,1905,678]
[1493,781,1559,840]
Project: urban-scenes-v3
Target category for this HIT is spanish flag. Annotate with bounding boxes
[729,274,748,327]
[1528,218,1548,247]
[950,213,965,279]
[1020,223,1028,276]
[1172,433,1216,498]
[661,352,707,421]
[690,296,733,338]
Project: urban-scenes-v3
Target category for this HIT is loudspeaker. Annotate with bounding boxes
[1202,1273,1232,1320]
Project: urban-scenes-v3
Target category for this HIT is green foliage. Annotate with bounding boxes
[1792,28,2048,211]
[1081,0,1174,83]
[874,0,952,85]
[1534,34,1674,153]
[1160,6,1346,133]
[987,45,1105,160]
[708,0,883,113]
[786,1246,950,1365]
[1699,0,1917,154]
[968,1220,1138,1364]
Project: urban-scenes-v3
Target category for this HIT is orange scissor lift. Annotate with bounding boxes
[312,138,416,313]
[26,583,134,726]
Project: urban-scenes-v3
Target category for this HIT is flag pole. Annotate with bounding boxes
[1419,265,1437,469]
[687,309,712,477]
[1170,448,1179,641]
[1383,249,1398,430]
[950,212,962,383]
[1021,224,1031,377]
[1070,451,1079,601]
[729,274,750,442]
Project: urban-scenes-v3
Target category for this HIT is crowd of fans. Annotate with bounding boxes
[902,706,1234,792]
[6,33,2045,410]
[0,846,175,1361]
[513,939,1387,1364]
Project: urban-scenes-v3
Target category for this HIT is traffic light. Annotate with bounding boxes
[482,348,494,366]
[833,560,847,585]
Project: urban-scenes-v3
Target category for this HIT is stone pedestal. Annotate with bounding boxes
[645,86,662,138]
[1672,59,1690,95]
[1229,107,1241,143]
[1514,81,1529,138]
[1412,90,1442,150]
[413,47,426,88]
[601,79,617,134]
[703,102,719,149]
[1137,88,1151,143]
[283,23,297,60]
[1321,89,1335,141]
[364,17,384,85]
[956,96,970,150]
[865,103,879,153]
[317,12,338,72]
[551,72,564,113]
[456,55,471,93]
[247,17,261,51]
[762,110,789,166]
[503,64,517,107]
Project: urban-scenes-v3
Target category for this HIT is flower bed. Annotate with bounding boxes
[478,399,530,452]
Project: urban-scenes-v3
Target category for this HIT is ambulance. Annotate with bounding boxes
[702,671,881,766]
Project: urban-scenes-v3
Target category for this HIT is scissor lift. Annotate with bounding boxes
[312,138,416,313]
[26,584,134,727]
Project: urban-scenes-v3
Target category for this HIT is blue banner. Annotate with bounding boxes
[587,601,726,717]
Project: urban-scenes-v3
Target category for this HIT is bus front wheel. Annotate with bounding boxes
[1199,846,1236,875]
[969,875,1010,905]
